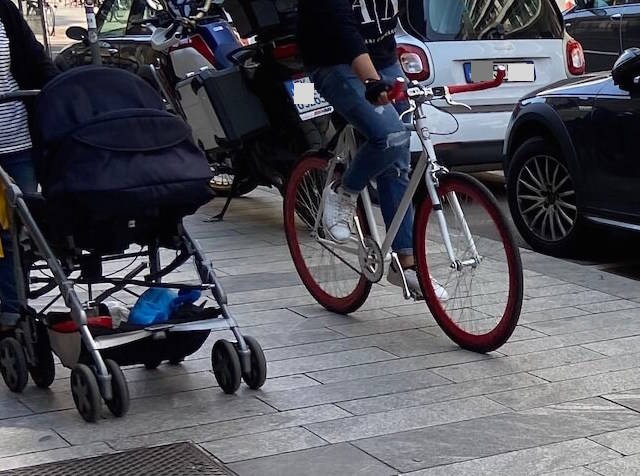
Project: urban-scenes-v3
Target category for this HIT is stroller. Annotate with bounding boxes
[0,66,267,422]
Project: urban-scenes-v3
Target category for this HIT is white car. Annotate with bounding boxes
[395,0,585,168]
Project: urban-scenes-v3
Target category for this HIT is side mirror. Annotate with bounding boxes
[613,48,640,90]
[66,26,88,42]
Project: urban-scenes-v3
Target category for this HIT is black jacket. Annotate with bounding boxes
[0,0,57,90]
[298,0,398,70]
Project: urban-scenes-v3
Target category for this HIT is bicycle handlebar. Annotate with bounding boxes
[448,66,506,94]
[387,66,506,103]
[388,79,407,103]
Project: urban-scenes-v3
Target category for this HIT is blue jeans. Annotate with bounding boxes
[311,63,414,256]
[0,149,37,325]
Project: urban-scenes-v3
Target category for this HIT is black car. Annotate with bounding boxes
[565,0,640,72]
[55,0,157,74]
[503,48,640,256]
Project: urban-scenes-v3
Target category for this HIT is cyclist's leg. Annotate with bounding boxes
[311,65,410,241]
[311,65,411,194]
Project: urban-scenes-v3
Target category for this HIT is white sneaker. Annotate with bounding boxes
[322,183,358,243]
[387,266,449,302]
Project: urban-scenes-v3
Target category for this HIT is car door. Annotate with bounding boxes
[621,1,640,52]
[565,1,623,72]
[588,77,640,221]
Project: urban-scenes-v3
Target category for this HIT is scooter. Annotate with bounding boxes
[143,0,333,218]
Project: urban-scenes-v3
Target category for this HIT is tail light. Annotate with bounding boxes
[170,34,216,67]
[566,39,585,75]
[397,44,430,82]
[273,43,299,60]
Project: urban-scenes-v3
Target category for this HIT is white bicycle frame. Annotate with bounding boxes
[314,92,482,295]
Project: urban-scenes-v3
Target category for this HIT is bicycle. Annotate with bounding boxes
[26,0,55,37]
[283,68,524,353]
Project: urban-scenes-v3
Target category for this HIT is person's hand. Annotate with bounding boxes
[365,79,391,106]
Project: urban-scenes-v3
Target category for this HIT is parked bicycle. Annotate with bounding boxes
[284,68,524,353]
[25,0,55,36]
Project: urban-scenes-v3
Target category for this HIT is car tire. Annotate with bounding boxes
[507,137,584,257]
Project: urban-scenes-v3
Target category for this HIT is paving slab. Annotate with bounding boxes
[431,346,602,382]
[109,404,350,450]
[588,453,640,475]
[305,396,508,443]
[590,426,640,456]
[354,398,639,473]
[337,373,548,416]
[0,443,114,472]
[201,427,327,463]
[488,368,640,411]
[229,443,396,476]
[401,438,619,476]
[0,427,68,459]
[258,368,450,411]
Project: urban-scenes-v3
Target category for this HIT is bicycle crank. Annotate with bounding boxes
[358,237,384,283]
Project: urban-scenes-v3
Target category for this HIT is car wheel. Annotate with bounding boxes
[507,137,582,256]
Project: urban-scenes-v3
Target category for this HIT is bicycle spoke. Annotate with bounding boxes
[420,175,521,351]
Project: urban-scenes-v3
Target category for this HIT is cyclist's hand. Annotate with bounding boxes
[365,79,391,106]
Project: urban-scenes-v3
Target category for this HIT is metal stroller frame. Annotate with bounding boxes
[0,91,267,422]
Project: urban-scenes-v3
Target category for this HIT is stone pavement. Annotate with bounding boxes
[2,188,640,475]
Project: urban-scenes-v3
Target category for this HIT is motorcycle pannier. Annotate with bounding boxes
[176,66,269,151]
[223,0,297,39]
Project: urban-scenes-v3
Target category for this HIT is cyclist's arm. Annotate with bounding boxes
[352,53,380,82]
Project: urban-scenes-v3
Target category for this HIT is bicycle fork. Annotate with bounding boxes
[423,140,480,270]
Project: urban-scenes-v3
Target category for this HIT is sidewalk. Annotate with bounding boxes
[1,188,640,475]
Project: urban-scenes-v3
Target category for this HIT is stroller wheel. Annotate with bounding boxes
[104,359,130,418]
[211,339,241,394]
[29,324,56,389]
[0,337,28,393]
[144,358,163,370]
[241,336,267,390]
[29,348,55,389]
[71,364,101,423]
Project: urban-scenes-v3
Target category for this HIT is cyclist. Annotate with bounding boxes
[0,0,57,334]
[298,0,447,300]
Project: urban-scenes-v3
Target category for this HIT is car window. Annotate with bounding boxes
[402,0,564,42]
[127,0,156,35]
[573,0,614,9]
[100,0,132,37]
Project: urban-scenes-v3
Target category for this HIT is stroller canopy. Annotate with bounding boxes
[31,66,213,218]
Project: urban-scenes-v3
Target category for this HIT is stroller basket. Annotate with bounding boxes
[0,68,267,423]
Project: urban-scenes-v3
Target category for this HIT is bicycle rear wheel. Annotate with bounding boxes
[415,172,523,353]
[284,156,371,314]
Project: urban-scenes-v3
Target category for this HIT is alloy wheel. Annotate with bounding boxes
[516,154,577,242]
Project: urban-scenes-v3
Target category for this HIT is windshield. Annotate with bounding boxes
[402,0,563,42]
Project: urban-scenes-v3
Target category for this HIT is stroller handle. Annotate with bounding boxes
[0,90,40,105]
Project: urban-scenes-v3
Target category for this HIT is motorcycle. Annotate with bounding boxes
[143,0,333,218]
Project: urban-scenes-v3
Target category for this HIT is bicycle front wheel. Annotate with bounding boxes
[415,172,523,353]
[284,156,371,314]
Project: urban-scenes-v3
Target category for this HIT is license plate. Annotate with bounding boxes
[285,77,334,121]
[466,61,535,83]
[497,62,536,82]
